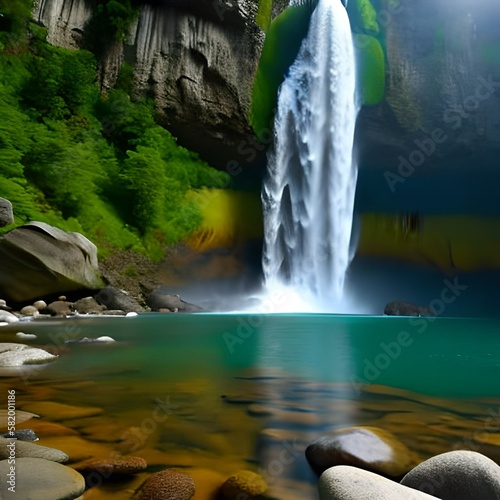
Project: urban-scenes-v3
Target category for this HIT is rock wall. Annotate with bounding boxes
[34,0,265,168]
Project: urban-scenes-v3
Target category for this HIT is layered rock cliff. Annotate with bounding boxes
[34,0,265,168]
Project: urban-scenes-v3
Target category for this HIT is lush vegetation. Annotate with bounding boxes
[0,7,229,260]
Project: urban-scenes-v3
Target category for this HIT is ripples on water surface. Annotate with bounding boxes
[1,314,499,499]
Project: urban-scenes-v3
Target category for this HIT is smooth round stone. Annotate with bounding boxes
[319,466,438,499]
[0,343,57,366]
[305,426,417,477]
[76,455,147,475]
[0,437,68,462]
[0,457,85,498]
[401,450,500,499]
[221,470,268,499]
[15,332,37,340]
[33,300,47,311]
[0,311,18,323]
[133,468,195,499]
[20,305,39,317]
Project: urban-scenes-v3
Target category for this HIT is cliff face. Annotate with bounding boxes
[34,0,265,168]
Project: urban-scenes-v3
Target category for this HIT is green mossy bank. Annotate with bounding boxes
[0,0,229,261]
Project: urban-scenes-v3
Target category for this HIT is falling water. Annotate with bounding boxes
[262,0,358,311]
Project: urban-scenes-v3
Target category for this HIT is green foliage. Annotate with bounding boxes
[0,0,32,39]
[250,1,317,139]
[84,0,137,58]
[354,34,385,106]
[0,20,230,260]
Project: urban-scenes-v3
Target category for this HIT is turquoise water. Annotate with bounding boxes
[1,314,499,498]
[2,314,498,397]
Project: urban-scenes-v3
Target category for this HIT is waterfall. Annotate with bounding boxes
[262,0,358,311]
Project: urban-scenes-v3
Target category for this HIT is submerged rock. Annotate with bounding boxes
[133,468,195,499]
[0,457,85,499]
[221,470,268,499]
[0,222,103,303]
[401,450,500,499]
[318,466,438,500]
[305,426,417,478]
[384,301,432,317]
[0,343,57,367]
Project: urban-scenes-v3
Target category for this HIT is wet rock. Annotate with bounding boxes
[1,429,38,441]
[221,470,268,499]
[76,455,147,475]
[0,197,13,227]
[305,426,417,478]
[47,300,73,317]
[401,450,500,499]
[73,296,105,314]
[0,437,68,462]
[318,466,438,500]
[0,343,57,367]
[147,290,203,312]
[0,221,103,302]
[95,286,144,313]
[133,468,195,499]
[0,457,85,498]
[21,401,103,421]
[0,310,18,323]
[18,420,78,438]
[20,305,39,317]
[384,301,432,316]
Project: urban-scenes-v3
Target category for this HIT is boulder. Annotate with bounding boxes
[0,310,18,323]
[0,222,103,303]
[384,301,432,317]
[0,457,85,499]
[47,300,73,317]
[95,286,144,313]
[147,290,203,313]
[0,343,57,367]
[305,426,417,478]
[73,296,105,314]
[318,466,438,500]
[0,198,13,227]
[401,450,500,499]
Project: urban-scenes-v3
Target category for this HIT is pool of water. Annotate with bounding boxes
[1,314,499,499]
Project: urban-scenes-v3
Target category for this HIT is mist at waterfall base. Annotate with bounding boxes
[260,0,358,313]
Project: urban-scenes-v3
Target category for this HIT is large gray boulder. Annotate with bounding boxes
[401,450,500,500]
[319,466,438,500]
[0,198,13,227]
[0,222,103,302]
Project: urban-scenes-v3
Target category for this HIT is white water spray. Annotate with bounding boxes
[262,0,358,311]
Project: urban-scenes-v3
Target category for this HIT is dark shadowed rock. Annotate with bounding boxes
[0,198,13,227]
[95,286,144,313]
[221,470,268,499]
[305,426,417,478]
[47,300,73,317]
[147,290,203,312]
[401,450,500,500]
[384,301,432,317]
[73,296,105,314]
[0,222,103,302]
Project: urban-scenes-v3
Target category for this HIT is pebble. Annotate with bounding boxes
[16,332,37,340]
[33,300,47,311]
[401,450,500,499]
[76,455,147,475]
[318,466,438,499]
[0,437,69,462]
[0,310,19,323]
[221,470,268,499]
[0,457,85,499]
[133,468,195,499]
[305,426,417,477]
[1,429,38,441]
[0,343,57,366]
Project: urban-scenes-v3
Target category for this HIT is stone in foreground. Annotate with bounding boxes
[0,343,57,367]
[319,466,438,499]
[401,450,500,499]
[221,470,268,499]
[133,468,195,499]
[0,457,85,499]
[0,437,68,462]
[0,221,103,302]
